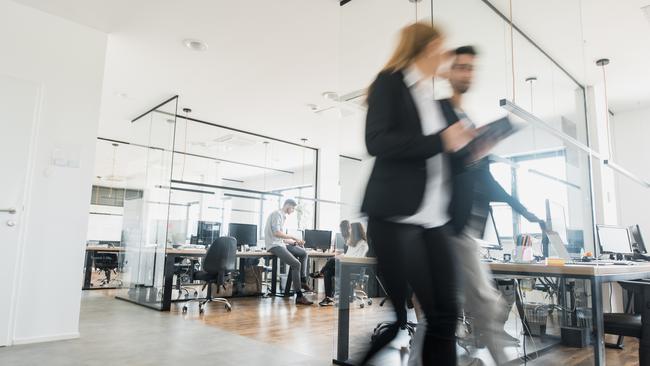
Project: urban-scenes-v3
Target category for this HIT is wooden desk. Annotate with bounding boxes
[161,248,335,310]
[333,259,650,366]
[83,246,125,290]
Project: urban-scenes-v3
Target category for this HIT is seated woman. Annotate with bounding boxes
[312,222,369,306]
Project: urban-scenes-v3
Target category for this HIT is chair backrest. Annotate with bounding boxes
[203,236,237,274]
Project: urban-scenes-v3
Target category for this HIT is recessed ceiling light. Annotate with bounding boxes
[183,39,208,51]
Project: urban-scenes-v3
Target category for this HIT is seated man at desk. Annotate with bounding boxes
[312,222,369,306]
[264,199,313,305]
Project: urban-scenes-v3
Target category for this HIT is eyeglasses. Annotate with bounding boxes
[451,64,474,72]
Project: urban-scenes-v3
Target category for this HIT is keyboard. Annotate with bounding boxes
[567,260,635,266]
[178,244,205,250]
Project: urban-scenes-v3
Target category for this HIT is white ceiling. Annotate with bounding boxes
[12,0,343,152]
[11,0,650,162]
[488,0,650,113]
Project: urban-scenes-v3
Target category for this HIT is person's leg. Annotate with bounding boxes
[322,257,335,274]
[359,218,414,365]
[453,234,508,364]
[268,246,303,294]
[406,226,459,366]
[322,258,336,298]
[286,244,309,285]
[407,322,427,366]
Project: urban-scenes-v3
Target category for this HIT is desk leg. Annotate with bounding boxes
[239,258,246,295]
[591,278,605,366]
[271,257,278,295]
[336,262,352,362]
[162,254,176,311]
[559,278,568,326]
[514,280,527,331]
[83,250,94,290]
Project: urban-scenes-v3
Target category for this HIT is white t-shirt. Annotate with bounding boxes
[345,240,369,258]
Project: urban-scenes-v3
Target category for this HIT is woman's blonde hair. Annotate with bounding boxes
[366,21,443,100]
[381,21,443,73]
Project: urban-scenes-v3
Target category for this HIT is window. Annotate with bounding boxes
[489,150,569,239]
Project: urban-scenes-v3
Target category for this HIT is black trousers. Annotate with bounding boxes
[362,217,460,366]
[321,258,336,298]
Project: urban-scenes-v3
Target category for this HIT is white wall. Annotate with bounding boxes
[611,106,650,241]
[0,0,107,344]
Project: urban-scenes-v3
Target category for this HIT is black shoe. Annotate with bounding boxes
[296,296,314,306]
[319,297,334,306]
[309,271,324,279]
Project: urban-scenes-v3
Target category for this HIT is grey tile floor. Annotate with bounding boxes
[0,292,330,366]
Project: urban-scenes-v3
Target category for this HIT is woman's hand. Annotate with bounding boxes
[441,122,476,152]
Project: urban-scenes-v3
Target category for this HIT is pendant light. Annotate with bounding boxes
[596,58,613,160]
[180,107,192,181]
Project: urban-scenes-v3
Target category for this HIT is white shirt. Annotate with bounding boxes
[395,65,452,229]
[345,240,369,258]
[264,210,286,249]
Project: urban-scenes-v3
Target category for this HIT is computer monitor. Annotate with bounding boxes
[596,225,633,255]
[629,224,647,254]
[546,199,568,245]
[197,221,220,246]
[304,229,332,251]
[475,208,502,250]
[228,223,258,247]
[566,229,585,254]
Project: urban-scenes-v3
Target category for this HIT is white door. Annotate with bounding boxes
[0,75,41,347]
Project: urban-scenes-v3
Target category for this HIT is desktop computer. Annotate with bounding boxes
[228,223,258,247]
[596,225,633,257]
[629,224,647,254]
[197,221,220,246]
[304,229,332,251]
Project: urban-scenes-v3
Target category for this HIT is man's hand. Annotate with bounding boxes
[441,122,476,153]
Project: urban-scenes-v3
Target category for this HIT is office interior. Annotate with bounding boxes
[2,0,650,365]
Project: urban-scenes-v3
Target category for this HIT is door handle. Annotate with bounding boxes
[0,208,16,214]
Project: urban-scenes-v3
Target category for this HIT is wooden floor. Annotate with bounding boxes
[171,293,396,362]
[171,291,641,366]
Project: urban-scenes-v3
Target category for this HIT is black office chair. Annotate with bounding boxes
[182,236,237,314]
[93,252,121,287]
[603,280,650,365]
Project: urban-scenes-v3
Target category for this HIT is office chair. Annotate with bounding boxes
[350,268,373,308]
[182,236,237,314]
[602,279,650,365]
[173,257,199,299]
[93,252,122,287]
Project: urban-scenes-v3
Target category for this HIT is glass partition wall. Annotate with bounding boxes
[168,116,318,246]
[91,96,318,309]
[113,96,178,309]
[334,0,598,364]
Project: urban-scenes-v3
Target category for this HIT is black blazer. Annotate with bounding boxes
[361,70,465,220]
